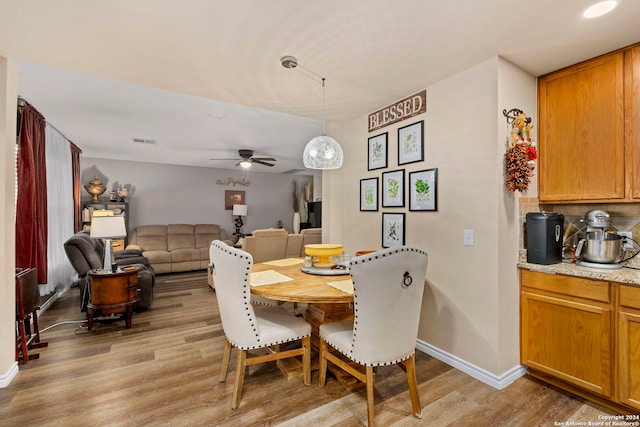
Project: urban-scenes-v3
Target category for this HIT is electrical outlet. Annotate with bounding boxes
[463,229,474,246]
[618,231,633,250]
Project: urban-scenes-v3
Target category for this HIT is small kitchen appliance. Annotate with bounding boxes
[575,209,638,269]
[526,212,564,265]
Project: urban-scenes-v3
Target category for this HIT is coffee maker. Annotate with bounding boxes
[526,212,564,265]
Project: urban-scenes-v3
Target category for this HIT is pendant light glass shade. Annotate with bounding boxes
[303,135,343,169]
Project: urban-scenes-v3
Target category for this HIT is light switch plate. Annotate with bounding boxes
[463,229,474,246]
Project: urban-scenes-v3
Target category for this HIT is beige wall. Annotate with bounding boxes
[325,57,537,377]
[0,56,18,386]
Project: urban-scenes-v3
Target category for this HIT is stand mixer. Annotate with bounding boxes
[576,209,625,269]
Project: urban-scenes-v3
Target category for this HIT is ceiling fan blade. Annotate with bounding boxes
[251,157,276,162]
[252,159,275,167]
[209,157,240,161]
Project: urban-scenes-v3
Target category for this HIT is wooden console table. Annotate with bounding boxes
[87,269,139,330]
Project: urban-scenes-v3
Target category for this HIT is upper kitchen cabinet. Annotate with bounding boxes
[538,44,639,203]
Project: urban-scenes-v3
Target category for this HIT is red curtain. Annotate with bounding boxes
[16,102,48,284]
[70,142,83,233]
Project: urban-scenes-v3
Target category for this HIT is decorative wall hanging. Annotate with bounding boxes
[382,212,405,248]
[368,90,426,132]
[225,190,245,210]
[503,108,536,192]
[216,177,251,187]
[360,177,379,211]
[367,132,388,170]
[382,169,405,208]
[409,168,438,211]
[398,121,424,165]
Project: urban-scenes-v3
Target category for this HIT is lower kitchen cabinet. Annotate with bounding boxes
[520,269,612,397]
[618,285,640,410]
[520,269,640,412]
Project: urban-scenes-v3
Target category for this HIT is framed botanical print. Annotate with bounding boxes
[360,177,379,211]
[382,212,405,248]
[409,168,437,211]
[367,132,388,170]
[381,169,405,208]
[398,121,424,165]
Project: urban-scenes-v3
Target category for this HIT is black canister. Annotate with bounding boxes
[526,212,564,265]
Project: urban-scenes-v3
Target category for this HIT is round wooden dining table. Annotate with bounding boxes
[250,259,353,304]
[250,259,359,389]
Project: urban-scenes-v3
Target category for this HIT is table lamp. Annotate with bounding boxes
[232,204,248,235]
[90,215,127,271]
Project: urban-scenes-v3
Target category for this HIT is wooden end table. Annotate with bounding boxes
[87,269,140,330]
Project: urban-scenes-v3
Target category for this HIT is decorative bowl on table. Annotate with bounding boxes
[305,244,344,268]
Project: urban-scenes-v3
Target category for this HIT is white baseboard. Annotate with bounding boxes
[416,339,526,390]
[0,362,19,388]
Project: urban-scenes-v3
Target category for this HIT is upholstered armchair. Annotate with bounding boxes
[64,230,155,310]
[209,240,311,409]
[318,246,429,426]
[240,228,289,262]
[300,227,322,248]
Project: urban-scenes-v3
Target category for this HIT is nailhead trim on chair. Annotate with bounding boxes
[211,241,310,351]
[330,246,427,367]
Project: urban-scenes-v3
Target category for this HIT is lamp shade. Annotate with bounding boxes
[90,215,127,238]
[303,135,343,169]
[232,204,248,216]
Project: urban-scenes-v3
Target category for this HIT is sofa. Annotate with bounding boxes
[127,224,231,274]
[241,228,322,262]
[63,230,155,310]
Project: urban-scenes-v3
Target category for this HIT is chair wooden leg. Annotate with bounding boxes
[405,355,422,418]
[318,338,328,387]
[231,349,247,409]
[366,366,375,427]
[219,339,232,382]
[302,336,311,386]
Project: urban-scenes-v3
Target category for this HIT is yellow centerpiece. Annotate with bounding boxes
[305,244,344,268]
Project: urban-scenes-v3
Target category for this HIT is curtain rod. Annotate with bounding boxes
[18,96,82,152]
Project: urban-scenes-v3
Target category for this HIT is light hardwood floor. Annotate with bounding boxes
[2,271,617,426]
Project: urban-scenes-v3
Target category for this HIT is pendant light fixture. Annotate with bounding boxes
[281,56,343,170]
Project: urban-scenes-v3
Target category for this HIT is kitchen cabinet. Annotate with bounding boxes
[520,268,640,412]
[617,285,640,410]
[538,44,639,203]
[520,269,613,397]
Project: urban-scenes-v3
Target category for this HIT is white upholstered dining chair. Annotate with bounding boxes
[319,246,428,426]
[209,240,311,409]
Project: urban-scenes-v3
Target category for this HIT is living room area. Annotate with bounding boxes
[3,1,640,424]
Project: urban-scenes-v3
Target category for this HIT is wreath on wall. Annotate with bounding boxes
[504,109,537,192]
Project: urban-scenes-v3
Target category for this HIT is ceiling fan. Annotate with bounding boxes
[209,149,277,168]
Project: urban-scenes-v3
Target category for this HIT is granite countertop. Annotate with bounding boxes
[518,245,640,286]
[518,260,640,286]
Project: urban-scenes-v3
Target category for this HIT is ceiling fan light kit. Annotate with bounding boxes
[282,55,344,170]
[209,149,276,168]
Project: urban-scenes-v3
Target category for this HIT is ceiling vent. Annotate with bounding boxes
[132,137,157,145]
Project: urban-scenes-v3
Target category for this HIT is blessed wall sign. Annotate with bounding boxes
[368,90,426,132]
